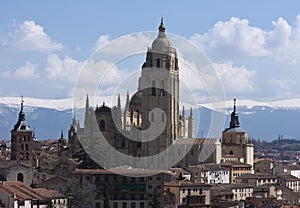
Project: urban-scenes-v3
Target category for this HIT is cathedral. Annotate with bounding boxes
[68,19,254,169]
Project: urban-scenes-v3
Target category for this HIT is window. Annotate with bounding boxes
[229,150,233,155]
[157,58,160,67]
[113,202,118,208]
[157,176,161,181]
[100,120,105,131]
[121,139,126,148]
[182,188,185,193]
[19,153,24,160]
[140,202,145,208]
[160,80,165,96]
[17,173,24,182]
[131,202,136,208]
[151,80,156,96]
[122,202,127,208]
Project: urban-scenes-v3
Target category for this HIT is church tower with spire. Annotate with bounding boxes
[137,18,180,157]
[10,97,33,165]
[221,99,254,169]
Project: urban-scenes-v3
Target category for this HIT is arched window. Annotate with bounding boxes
[229,150,233,155]
[25,152,29,160]
[100,120,105,131]
[121,139,126,148]
[19,153,24,160]
[151,80,156,96]
[160,80,165,96]
[17,173,24,182]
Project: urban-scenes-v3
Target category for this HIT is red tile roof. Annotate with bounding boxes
[0,181,64,201]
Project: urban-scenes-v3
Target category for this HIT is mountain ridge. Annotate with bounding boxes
[0,97,298,141]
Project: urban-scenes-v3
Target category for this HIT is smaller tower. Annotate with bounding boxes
[221,99,254,170]
[180,106,186,138]
[188,107,194,138]
[10,97,33,165]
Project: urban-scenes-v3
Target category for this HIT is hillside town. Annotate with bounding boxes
[0,20,300,208]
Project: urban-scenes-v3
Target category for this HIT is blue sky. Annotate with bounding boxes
[1,1,300,102]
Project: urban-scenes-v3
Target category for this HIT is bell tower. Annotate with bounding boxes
[10,97,33,166]
[221,99,254,169]
[138,18,179,156]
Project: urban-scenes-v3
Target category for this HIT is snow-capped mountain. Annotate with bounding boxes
[0,97,299,141]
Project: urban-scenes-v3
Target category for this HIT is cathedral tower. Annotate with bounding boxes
[221,99,254,169]
[10,98,33,165]
[137,18,179,156]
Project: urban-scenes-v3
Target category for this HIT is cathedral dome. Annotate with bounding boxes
[151,18,172,51]
[151,37,172,51]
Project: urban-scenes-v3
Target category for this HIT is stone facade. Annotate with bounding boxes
[69,168,166,208]
[10,100,34,166]
[221,99,254,170]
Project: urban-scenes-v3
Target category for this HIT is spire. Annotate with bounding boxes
[182,106,185,118]
[159,17,165,31]
[86,94,89,109]
[21,95,24,112]
[117,94,121,109]
[189,107,193,118]
[233,98,236,112]
[125,91,130,110]
[158,17,166,38]
[188,107,194,138]
[229,98,240,128]
[12,96,30,131]
[84,94,90,129]
[60,128,64,139]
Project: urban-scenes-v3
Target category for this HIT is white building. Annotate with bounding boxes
[277,174,300,192]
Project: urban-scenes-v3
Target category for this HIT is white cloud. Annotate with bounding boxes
[94,32,154,57]
[2,61,38,79]
[213,62,255,94]
[9,20,63,51]
[191,17,268,59]
[190,16,300,64]
[95,35,110,50]
[46,54,83,82]
[45,54,126,97]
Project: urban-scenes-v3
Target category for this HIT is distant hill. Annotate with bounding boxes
[0,97,299,141]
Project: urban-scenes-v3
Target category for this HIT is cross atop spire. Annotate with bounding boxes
[12,95,30,131]
[233,98,236,112]
[21,95,24,112]
[159,17,165,32]
[229,98,240,129]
